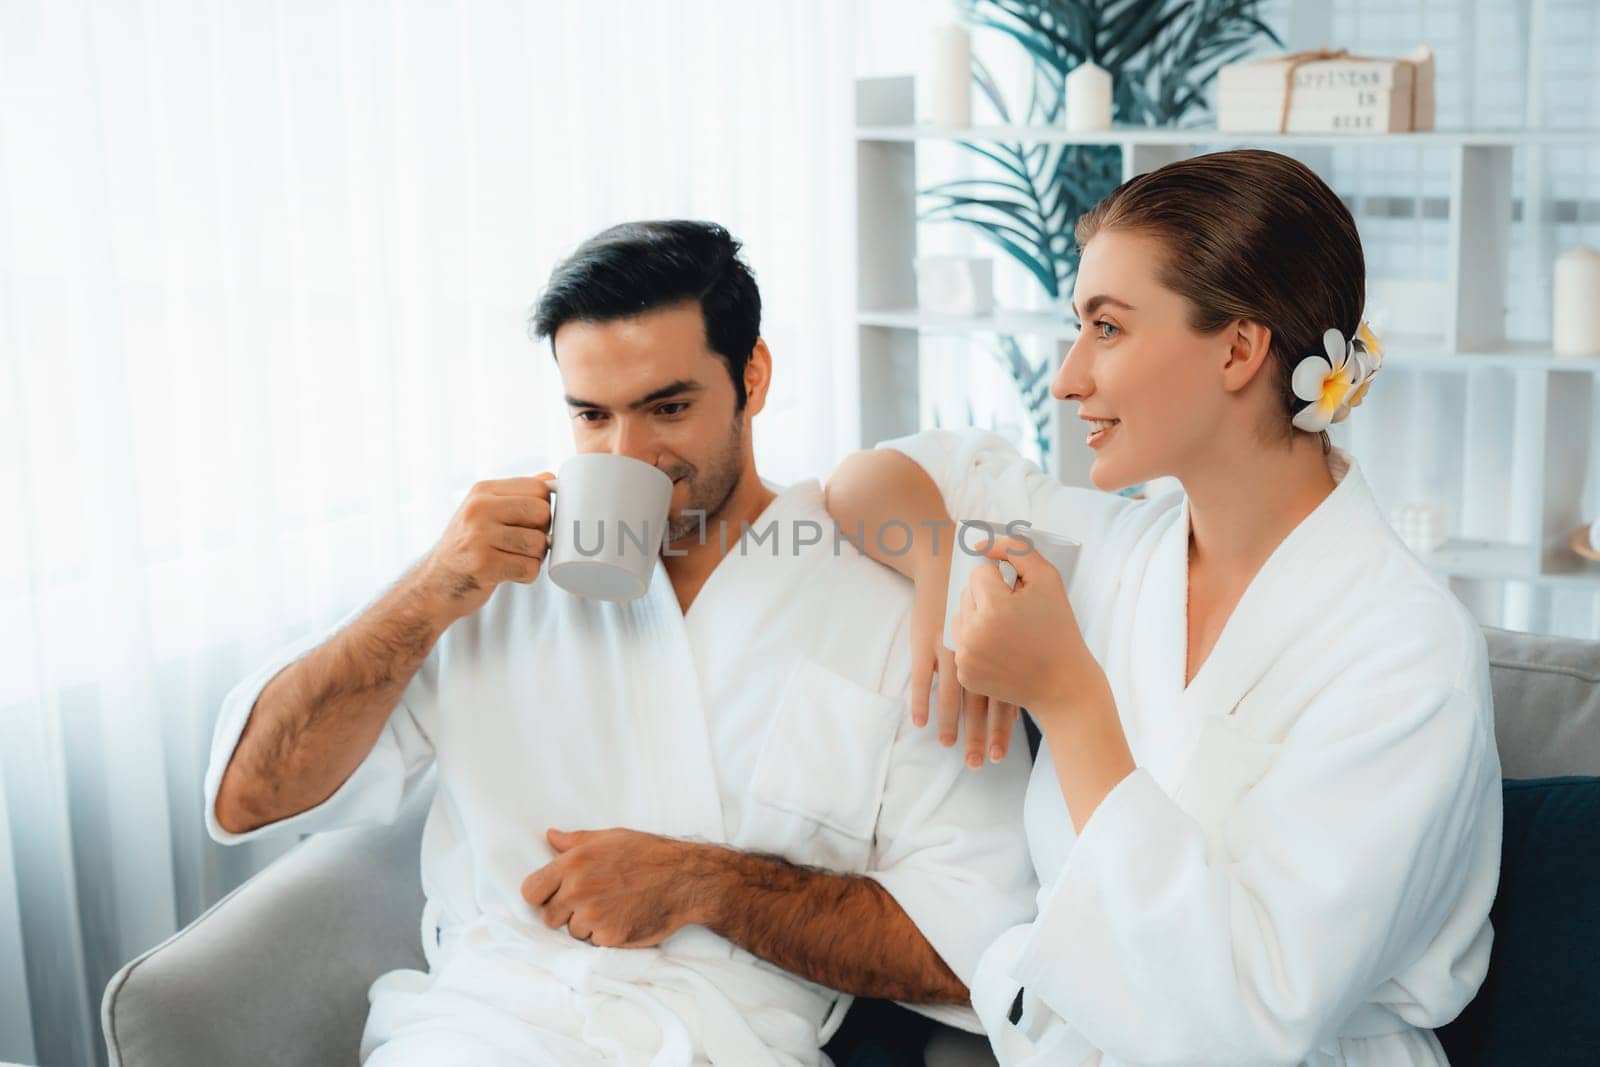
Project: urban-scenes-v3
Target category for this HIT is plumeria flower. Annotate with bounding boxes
[1344,319,1385,411]
[1291,322,1384,433]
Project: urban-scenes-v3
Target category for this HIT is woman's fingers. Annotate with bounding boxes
[909,559,951,731]
[910,647,934,729]
[986,701,1019,763]
[948,586,979,753]
[935,644,962,746]
[963,687,989,768]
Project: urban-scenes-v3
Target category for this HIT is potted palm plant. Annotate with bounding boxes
[921,0,1281,468]
[923,0,1282,302]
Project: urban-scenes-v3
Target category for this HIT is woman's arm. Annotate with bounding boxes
[825,449,1021,766]
[823,448,951,580]
[1005,657,1500,1061]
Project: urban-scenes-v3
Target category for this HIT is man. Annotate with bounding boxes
[205,220,1034,1065]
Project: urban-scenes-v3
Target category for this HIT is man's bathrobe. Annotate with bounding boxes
[202,479,1036,1067]
[881,430,1503,1067]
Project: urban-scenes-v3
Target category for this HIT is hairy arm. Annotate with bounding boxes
[699,845,967,1003]
[216,476,553,836]
[214,565,452,834]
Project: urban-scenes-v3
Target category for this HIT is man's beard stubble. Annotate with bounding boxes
[663,418,746,544]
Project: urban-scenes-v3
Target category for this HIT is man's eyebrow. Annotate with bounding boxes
[564,379,705,411]
[1071,295,1136,319]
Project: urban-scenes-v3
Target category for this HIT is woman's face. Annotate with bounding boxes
[1053,228,1236,492]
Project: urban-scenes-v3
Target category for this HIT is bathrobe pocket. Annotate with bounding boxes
[747,659,901,864]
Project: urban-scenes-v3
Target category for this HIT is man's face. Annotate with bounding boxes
[553,301,750,542]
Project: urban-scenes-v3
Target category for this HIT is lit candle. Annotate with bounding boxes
[1554,245,1600,357]
[923,23,972,128]
[1065,60,1112,131]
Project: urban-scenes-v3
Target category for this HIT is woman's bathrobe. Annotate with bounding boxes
[881,430,1502,1067]
[202,478,1036,1066]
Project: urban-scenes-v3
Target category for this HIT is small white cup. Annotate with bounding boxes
[915,255,994,316]
[942,519,1081,651]
[543,453,674,602]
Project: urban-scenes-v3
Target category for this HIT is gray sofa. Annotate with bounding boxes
[101,625,1600,1066]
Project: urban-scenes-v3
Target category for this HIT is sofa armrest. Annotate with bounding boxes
[102,773,436,1067]
[104,769,999,1066]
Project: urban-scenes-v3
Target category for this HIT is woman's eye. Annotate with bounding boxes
[1070,320,1119,341]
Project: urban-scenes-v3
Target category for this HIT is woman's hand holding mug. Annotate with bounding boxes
[952,535,1102,731]
[928,524,1081,765]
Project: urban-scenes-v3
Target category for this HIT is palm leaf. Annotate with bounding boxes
[920,0,1280,466]
[967,15,1076,73]
[926,0,1280,291]
[991,335,1056,467]
[961,223,1061,297]
[919,207,1044,255]
[1103,1,1188,69]
[1105,3,1195,70]
[956,140,1034,184]
[919,195,1050,245]
[922,179,1051,221]
[970,58,1013,124]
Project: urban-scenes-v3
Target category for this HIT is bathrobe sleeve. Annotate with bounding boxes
[203,598,442,846]
[875,428,1141,618]
[865,608,1039,1033]
[1010,617,1503,1061]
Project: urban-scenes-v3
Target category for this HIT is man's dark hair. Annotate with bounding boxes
[530,220,762,409]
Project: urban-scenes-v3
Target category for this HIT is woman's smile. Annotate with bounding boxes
[1084,417,1120,447]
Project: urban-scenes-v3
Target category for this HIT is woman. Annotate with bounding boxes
[825,150,1501,1065]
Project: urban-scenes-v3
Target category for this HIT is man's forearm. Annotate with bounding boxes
[692,845,967,1004]
[215,565,450,833]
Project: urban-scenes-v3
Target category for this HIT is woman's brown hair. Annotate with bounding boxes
[1074,149,1365,449]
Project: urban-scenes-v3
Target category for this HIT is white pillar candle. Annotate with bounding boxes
[1553,245,1600,357]
[923,23,971,128]
[1065,60,1113,131]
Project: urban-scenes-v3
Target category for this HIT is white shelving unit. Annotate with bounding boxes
[857,125,1600,148]
[852,74,1600,602]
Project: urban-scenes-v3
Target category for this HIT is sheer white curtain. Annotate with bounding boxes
[0,1,857,1062]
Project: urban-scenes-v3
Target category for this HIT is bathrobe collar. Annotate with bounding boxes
[675,477,829,630]
[620,477,821,844]
[1135,448,1378,781]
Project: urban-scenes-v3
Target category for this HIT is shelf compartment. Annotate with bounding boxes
[1425,537,1600,588]
[855,309,1600,374]
[857,124,1600,147]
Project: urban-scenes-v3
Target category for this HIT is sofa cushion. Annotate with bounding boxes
[1483,627,1600,778]
[1435,776,1600,1065]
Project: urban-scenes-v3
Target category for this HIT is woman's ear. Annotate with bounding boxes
[1220,319,1274,394]
[742,338,773,418]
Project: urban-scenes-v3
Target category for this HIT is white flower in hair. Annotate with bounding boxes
[1291,322,1384,433]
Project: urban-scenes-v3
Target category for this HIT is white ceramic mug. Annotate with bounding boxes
[543,453,674,602]
[942,519,1081,651]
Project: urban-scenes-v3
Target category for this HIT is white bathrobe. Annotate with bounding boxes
[880,430,1503,1067]
[202,478,1036,1066]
